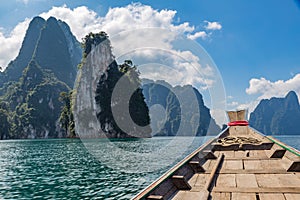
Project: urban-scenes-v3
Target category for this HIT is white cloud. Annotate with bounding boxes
[210,109,227,126]
[39,3,200,42]
[187,31,207,40]
[238,74,300,115]
[38,3,221,90]
[246,74,300,101]
[205,21,222,30]
[0,18,30,70]
[0,4,225,108]
[39,4,102,41]
[0,3,218,71]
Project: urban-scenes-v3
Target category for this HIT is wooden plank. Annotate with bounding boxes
[260,160,285,170]
[187,174,198,187]
[256,174,300,188]
[256,174,281,187]
[296,172,300,179]
[172,175,191,190]
[147,195,164,200]
[218,169,288,174]
[132,138,216,199]
[284,149,300,161]
[213,151,221,157]
[281,156,300,172]
[220,151,235,158]
[270,149,286,158]
[244,160,284,170]
[207,160,217,171]
[229,126,248,136]
[211,192,231,200]
[174,164,194,180]
[259,193,285,200]
[243,160,261,170]
[225,157,270,160]
[275,174,300,187]
[236,174,258,188]
[149,179,175,197]
[194,174,208,187]
[234,150,246,158]
[265,143,286,158]
[173,190,209,200]
[189,161,205,173]
[205,154,224,190]
[231,192,256,200]
[224,160,243,170]
[202,160,212,171]
[198,150,217,159]
[213,186,300,193]
[284,193,300,200]
[216,174,236,187]
[249,150,267,158]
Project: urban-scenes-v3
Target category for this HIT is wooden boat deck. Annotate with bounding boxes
[174,147,300,200]
[132,110,300,200]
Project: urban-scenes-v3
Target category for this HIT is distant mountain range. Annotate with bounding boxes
[0,16,221,139]
[1,16,298,139]
[250,91,300,135]
[142,79,221,136]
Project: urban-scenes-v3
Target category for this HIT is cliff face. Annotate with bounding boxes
[74,36,114,138]
[74,33,151,138]
[1,17,81,88]
[249,91,300,135]
[0,17,81,139]
[142,80,221,136]
[1,17,46,85]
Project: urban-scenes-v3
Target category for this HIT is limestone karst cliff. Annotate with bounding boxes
[0,16,81,139]
[250,91,300,135]
[142,79,221,136]
[73,32,151,138]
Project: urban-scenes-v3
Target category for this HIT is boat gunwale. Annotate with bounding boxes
[249,126,300,157]
[267,136,300,157]
[131,127,230,200]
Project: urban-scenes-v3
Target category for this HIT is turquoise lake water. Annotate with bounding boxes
[0,136,299,199]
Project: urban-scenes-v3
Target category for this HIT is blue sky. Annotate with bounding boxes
[1,0,300,124]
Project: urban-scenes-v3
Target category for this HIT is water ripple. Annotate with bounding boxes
[0,136,299,199]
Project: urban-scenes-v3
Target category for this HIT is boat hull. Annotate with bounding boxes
[132,125,300,200]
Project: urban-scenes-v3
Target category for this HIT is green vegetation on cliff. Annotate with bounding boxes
[0,16,81,139]
[59,91,75,137]
[95,58,151,138]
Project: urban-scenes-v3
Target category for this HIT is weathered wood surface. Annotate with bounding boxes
[284,193,300,200]
[133,123,300,200]
[210,192,231,200]
[231,192,256,200]
[259,193,285,200]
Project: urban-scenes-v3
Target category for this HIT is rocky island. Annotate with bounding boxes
[73,32,151,138]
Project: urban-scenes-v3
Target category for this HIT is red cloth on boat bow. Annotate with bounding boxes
[227,120,249,126]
